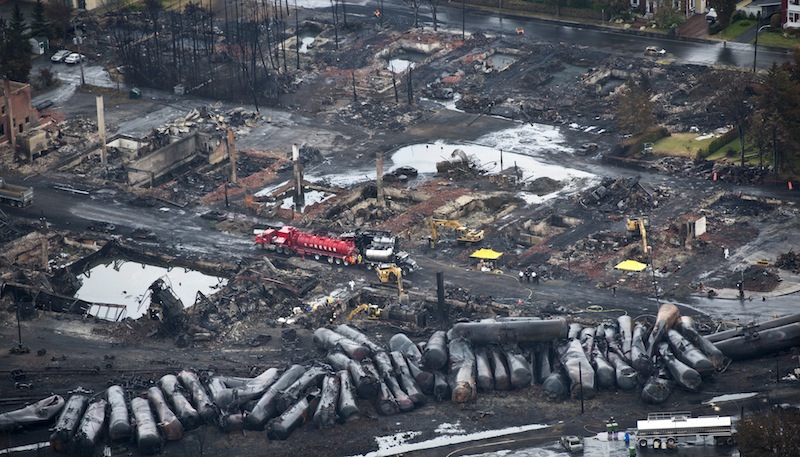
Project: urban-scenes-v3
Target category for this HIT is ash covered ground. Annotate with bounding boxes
[2,9,800,457]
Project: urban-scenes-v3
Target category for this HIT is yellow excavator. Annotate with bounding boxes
[346,303,382,322]
[625,215,650,254]
[429,218,484,248]
[376,264,404,296]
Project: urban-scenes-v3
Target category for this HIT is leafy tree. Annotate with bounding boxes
[614,80,655,136]
[737,407,800,456]
[44,1,74,40]
[755,63,800,175]
[711,71,755,167]
[1,4,32,82]
[30,0,50,39]
[708,0,736,27]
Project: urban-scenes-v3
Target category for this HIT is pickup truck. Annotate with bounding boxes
[0,177,34,207]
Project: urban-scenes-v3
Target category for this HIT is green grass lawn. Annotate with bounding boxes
[716,19,757,41]
[756,29,800,48]
[651,133,716,157]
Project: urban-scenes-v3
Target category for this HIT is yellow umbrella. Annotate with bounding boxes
[614,259,648,272]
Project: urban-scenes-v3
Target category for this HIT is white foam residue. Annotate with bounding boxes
[374,431,421,451]
[435,421,466,434]
[354,424,548,457]
[702,392,758,404]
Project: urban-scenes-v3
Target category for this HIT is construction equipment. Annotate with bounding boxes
[255,226,419,273]
[429,218,484,248]
[346,304,382,322]
[626,216,650,254]
[0,177,34,207]
[376,264,404,296]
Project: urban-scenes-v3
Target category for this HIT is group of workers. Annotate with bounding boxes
[519,266,539,284]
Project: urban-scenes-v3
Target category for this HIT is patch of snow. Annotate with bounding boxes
[702,392,758,404]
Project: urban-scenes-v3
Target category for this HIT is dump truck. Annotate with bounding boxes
[0,177,33,207]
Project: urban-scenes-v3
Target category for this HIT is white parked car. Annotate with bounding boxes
[64,53,85,64]
[51,50,71,63]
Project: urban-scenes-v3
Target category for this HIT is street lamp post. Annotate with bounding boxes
[753,24,771,72]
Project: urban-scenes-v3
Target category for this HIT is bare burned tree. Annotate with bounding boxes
[403,0,422,28]
[426,0,440,31]
[112,0,284,105]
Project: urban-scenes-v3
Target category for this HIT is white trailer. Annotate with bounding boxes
[635,411,735,449]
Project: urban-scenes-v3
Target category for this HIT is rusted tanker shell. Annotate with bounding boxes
[374,351,414,411]
[647,303,681,357]
[407,359,434,395]
[335,324,384,354]
[617,315,633,358]
[705,312,800,343]
[422,331,448,370]
[657,342,702,391]
[475,346,494,391]
[542,370,569,400]
[448,338,478,403]
[73,399,107,457]
[390,351,427,405]
[245,364,305,430]
[268,394,316,440]
[448,318,569,345]
[505,348,533,389]
[276,365,327,414]
[607,351,637,390]
[49,392,90,453]
[389,333,423,363]
[212,368,281,411]
[336,370,360,422]
[313,375,340,429]
[147,387,183,441]
[641,366,674,404]
[159,374,200,430]
[676,316,729,370]
[713,321,800,361]
[631,323,652,376]
[0,394,64,433]
[558,339,596,399]
[533,344,552,384]
[490,346,510,390]
[592,349,616,389]
[107,386,132,441]
[130,397,161,455]
[177,370,216,423]
[314,328,370,361]
[666,329,715,376]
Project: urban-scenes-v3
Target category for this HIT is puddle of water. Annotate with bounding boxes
[544,63,589,87]
[488,53,516,69]
[279,189,336,211]
[388,59,415,73]
[75,260,227,320]
[256,124,597,204]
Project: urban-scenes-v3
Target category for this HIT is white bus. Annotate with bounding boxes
[635,411,736,449]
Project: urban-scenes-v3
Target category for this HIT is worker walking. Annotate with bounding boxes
[532,271,539,284]
[349,280,355,291]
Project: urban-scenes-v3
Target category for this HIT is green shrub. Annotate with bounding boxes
[706,128,738,154]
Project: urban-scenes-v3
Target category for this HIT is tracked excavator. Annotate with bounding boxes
[625,215,650,255]
[428,218,484,249]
